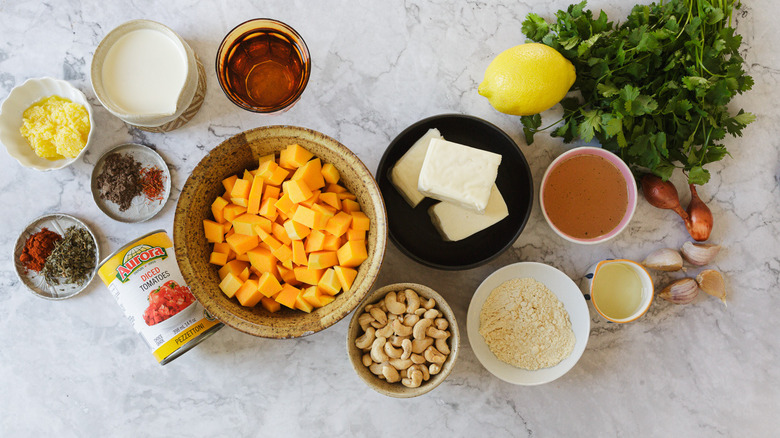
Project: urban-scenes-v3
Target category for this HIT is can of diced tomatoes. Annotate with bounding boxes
[98,230,222,365]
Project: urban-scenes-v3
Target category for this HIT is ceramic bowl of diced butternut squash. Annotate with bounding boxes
[173,126,387,338]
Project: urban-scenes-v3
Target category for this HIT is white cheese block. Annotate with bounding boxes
[417,138,502,214]
[389,128,443,207]
[428,185,508,241]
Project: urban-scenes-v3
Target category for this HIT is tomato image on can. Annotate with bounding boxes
[98,231,222,365]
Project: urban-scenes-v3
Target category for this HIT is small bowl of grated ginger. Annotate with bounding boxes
[0,77,95,171]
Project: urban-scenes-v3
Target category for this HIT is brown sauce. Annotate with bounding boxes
[542,154,628,239]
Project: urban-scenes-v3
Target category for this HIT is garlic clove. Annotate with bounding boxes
[659,278,699,304]
[680,241,721,266]
[696,269,727,306]
[642,248,684,271]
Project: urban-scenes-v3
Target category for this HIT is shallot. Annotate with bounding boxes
[640,175,714,241]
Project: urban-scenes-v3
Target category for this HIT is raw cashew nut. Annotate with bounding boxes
[384,291,406,315]
[411,338,433,354]
[423,309,440,319]
[413,319,433,340]
[435,337,450,355]
[410,353,426,364]
[370,337,389,363]
[362,353,372,367]
[382,364,400,383]
[404,289,421,314]
[384,342,403,359]
[400,338,412,360]
[369,307,387,326]
[435,318,449,331]
[402,369,423,388]
[429,363,442,375]
[426,327,449,339]
[414,308,426,317]
[389,335,405,347]
[397,292,406,304]
[423,345,446,364]
[423,298,436,310]
[393,319,413,337]
[355,326,376,350]
[376,323,394,338]
[358,313,375,331]
[403,314,420,327]
[369,362,384,376]
[388,358,413,370]
[410,364,430,381]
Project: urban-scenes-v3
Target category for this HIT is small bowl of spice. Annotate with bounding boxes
[91,143,171,222]
[0,77,94,171]
[14,214,100,300]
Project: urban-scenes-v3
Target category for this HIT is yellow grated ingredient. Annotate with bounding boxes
[19,95,90,160]
[479,277,575,370]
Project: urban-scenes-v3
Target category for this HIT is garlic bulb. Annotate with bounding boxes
[696,269,727,306]
[659,278,699,304]
[642,248,683,271]
[680,241,721,266]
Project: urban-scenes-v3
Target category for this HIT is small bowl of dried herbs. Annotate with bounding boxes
[14,213,99,300]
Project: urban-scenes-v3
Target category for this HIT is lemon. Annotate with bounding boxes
[478,43,576,116]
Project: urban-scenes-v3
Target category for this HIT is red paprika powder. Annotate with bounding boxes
[19,228,62,272]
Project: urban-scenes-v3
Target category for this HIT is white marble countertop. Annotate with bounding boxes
[1,1,778,436]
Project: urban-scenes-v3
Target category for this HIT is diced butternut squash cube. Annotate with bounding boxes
[299,190,320,208]
[223,204,248,223]
[294,266,326,285]
[209,251,229,266]
[247,175,264,215]
[338,192,357,201]
[325,183,346,194]
[284,219,311,241]
[292,240,308,266]
[232,213,264,236]
[275,284,301,309]
[291,205,321,229]
[308,251,338,269]
[238,267,250,282]
[283,179,313,204]
[256,272,283,298]
[223,222,233,234]
[325,211,353,237]
[260,296,281,313]
[341,199,361,213]
[230,197,248,207]
[230,178,251,200]
[291,158,325,190]
[273,194,295,216]
[211,197,229,223]
[318,268,342,296]
[235,279,263,307]
[334,266,358,291]
[203,219,224,243]
[222,175,239,193]
[247,247,276,274]
[236,252,250,262]
[259,153,275,165]
[302,286,325,307]
[305,229,326,252]
[271,243,293,263]
[218,260,250,280]
[321,162,340,184]
[258,197,278,221]
[262,185,280,200]
[279,144,314,169]
[337,240,367,267]
[272,222,292,246]
[294,292,314,313]
[257,160,289,186]
[319,192,341,210]
[252,217,273,235]
[213,242,231,255]
[260,232,283,250]
[346,228,366,241]
[322,233,342,251]
[226,233,259,256]
[350,211,370,231]
[312,202,337,217]
[219,272,243,298]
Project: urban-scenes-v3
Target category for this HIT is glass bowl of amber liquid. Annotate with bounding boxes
[216,18,311,114]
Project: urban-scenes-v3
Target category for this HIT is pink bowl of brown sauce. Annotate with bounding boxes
[540,147,637,244]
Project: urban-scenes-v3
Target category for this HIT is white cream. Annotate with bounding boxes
[389,128,442,207]
[428,184,508,241]
[101,28,187,115]
[417,138,502,214]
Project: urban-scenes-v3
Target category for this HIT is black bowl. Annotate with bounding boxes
[376,114,533,270]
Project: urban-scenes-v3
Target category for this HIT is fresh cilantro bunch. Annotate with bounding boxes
[520,0,754,184]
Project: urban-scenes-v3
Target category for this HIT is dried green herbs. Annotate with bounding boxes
[42,226,96,286]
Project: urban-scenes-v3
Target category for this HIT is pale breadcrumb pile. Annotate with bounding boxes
[479,277,575,370]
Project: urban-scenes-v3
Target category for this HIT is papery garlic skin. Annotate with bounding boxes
[659,278,699,304]
[642,248,683,271]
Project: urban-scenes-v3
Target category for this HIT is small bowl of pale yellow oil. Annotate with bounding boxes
[0,77,94,171]
[582,259,654,323]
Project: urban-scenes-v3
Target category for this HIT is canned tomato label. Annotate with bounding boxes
[98,230,221,365]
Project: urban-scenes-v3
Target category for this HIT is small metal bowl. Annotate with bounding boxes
[13,214,100,300]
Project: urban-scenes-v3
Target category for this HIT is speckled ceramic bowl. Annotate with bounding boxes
[174,126,387,338]
[0,77,95,171]
[347,283,460,398]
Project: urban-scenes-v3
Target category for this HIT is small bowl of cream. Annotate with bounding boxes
[540,146,637,244]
